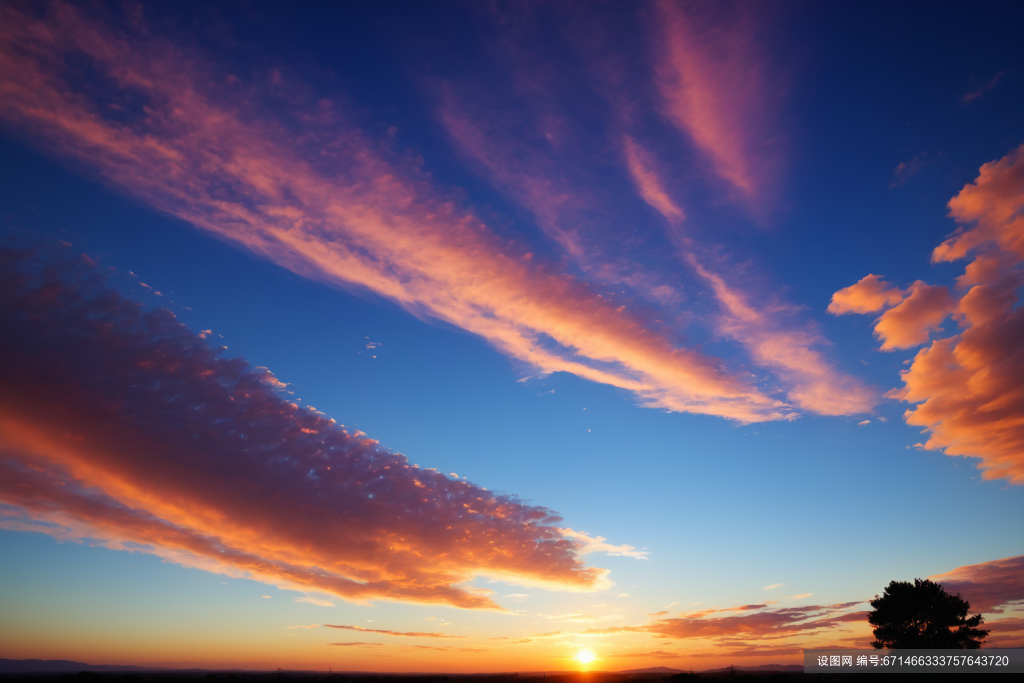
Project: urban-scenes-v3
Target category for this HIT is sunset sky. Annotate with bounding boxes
[2,0,1024,673]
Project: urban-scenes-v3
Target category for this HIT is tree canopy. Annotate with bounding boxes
[868,579,989,649]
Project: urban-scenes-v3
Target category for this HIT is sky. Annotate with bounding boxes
[1,0,1023,673]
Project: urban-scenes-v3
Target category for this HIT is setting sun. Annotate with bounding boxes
[574,650,596,665]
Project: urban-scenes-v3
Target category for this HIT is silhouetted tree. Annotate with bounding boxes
[868,579,989,649]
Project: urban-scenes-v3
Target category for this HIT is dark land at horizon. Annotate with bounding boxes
[0,661,986,681]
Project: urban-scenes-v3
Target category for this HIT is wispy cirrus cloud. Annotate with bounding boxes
[607,651,681,659]
[961,69,1007,104]
[578,602,866,642]
[294,597,335,607]
[557,528,649,559]
[830,144,1024,483]
[623,136,685,224]
[328,642,387,648]
[651,0,785,209]
[432,6,871,421]
[0,245,612,610]
[324,625,463,638]
[0,1,794,424]
[684,253,876,415]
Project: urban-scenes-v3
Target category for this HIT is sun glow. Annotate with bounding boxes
[575,649,596,665]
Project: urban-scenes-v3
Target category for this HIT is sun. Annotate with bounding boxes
[575,649,596,665]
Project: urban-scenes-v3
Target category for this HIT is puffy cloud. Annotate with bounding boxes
[323,625,462,638]
[929,554,1024,614]
[830,145,1024,483]
[936,143,1024,263]
[0,245,608,609]
[873,282,955,350]
[0,1,795,425]
[828,274,904,315]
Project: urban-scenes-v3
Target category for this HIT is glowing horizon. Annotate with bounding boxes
[1,0,1023,673]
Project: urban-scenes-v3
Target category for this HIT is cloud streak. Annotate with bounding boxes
[930,554,1024,614]
[652,0,784,208]
[0,1,797,424]
[579,602,866,642]
[324,625,463,638]
[0,244,611,609]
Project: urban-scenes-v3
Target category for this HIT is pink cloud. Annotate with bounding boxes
[830,145,1024,483]
[0,245,609,609]
[687,254,876,415]
[622,136,684,224]
[0,2,792,424]
[652,0,785,209]
[581,602,865,641]
[961,70,1007,104]
[430,10,868,421]
[930,555,1024,614]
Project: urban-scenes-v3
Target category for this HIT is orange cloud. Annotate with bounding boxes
[324,625,463,638]
[0,1,792,424]
[329,642,387,648]
[980,617,1024,648]
[929,554,1024,614]
[652,0,783,207]
[830,145,1024,483]
[607,651,681,659]
[873,281,955,350]
[936,143,1024,263]
[0,245,610,609]
[827,274,904,315]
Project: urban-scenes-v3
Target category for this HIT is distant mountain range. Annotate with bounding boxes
[619,665,804,674]
[701,665,804,673]
[0,660,169,673]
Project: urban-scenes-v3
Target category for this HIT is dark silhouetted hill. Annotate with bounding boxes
[0,662,167,674]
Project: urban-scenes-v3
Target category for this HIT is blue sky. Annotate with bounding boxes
[1,0,1023,671]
